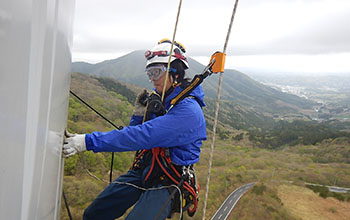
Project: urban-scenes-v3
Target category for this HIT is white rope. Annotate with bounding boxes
[161,0,183,102]
[202,0,240,219]
[99,3,184,218]
[86,169,184,219]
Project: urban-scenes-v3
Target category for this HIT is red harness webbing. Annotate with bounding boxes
[139,147,198,213]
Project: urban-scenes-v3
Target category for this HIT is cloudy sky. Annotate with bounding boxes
[72,0,350,75]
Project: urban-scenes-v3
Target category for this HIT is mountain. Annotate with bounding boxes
[72,51,148,85]
[72,51,316,128]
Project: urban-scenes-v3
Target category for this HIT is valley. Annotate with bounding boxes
[248,73,350,123]
[61,72,350,220]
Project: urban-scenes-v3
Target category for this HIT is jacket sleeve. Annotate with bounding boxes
[85,98,206,153]
[129,115,143,126]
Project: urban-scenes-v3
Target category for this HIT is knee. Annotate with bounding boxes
[83,206,94,220]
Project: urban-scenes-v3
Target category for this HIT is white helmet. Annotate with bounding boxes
[145,39,189,69]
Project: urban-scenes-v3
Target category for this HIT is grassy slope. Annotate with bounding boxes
[197,138,350,220]
[61,73,350,220]
[278,184,350,220]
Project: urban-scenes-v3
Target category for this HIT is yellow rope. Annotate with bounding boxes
[202,0,240,219]
[161,0,183,102]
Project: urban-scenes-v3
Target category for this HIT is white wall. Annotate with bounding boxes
[0,0,75,219]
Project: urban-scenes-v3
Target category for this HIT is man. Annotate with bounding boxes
[63,39,207,220]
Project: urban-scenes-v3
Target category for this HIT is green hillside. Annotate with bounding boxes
[62,73,350,220]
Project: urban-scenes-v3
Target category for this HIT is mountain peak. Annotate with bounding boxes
[72,50,315,118]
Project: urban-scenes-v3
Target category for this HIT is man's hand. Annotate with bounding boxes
[133,89,148,116]
[62,130,86,158]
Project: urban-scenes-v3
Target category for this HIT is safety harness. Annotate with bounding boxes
[131,54,225,218]
[132,147,199,217]
[131,84,199,217]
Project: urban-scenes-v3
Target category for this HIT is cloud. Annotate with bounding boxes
[72,0,350,69]
[205,0,350,55]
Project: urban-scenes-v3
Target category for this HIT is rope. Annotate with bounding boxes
[223,0,240,54]
[70,90,121,131]
[110,152,115,183]
[69,90,124,183]
[202,0,240,219]
[155,1,185,214]
[62,190,73,220]
[134,2,185,215]
[161,0,183,102]
[65,90,126,218]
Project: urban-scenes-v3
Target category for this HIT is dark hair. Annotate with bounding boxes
[170,59,190,85]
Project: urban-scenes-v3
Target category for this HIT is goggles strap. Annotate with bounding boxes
[145,50,186,62]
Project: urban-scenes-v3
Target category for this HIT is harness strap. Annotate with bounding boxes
[136,147,198,215]
[155,152,198,214]
[132,75,204,216]
[144,150,156,182]
[132,147,198,215]
[130,149,147,170]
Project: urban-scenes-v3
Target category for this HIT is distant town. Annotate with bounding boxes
[253,74,350,123]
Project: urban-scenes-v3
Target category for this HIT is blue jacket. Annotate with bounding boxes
[85,85,207,166]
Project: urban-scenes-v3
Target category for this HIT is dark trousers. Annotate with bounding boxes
[83,168,172,220]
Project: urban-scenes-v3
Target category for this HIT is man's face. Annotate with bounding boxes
[152,73,173,94]
[146,64,174,94]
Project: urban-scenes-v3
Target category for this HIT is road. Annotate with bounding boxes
[305,182,350,193]
[328,186,350,193]
[210,182,256,220]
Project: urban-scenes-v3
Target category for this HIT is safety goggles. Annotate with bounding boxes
[145,65,176,81]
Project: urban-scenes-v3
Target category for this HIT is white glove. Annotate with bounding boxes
[63,130,86,158]
[133,89,148,116]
